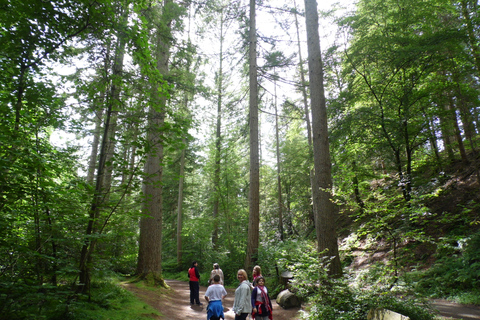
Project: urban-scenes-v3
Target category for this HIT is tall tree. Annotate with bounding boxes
[175,7,197,268]
[273,69,284,241]
[212,3,226,250]
[293,0,318,231]
[136,0,178,286]
[304,0,341,276]
[245,0,260,270]
[78,1,130,294]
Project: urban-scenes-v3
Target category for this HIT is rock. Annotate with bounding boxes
[367,308,410,320]
[280,271,294,288]
[276,289,301,309]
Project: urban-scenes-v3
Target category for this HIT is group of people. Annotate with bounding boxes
[188,262,273,320]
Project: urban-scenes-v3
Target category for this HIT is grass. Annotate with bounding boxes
[73,297,162,320]
[65,277,163,320]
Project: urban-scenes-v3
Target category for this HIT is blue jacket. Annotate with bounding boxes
[207,300,224,320]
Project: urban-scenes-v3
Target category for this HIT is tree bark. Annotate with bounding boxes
[136,1,172,287]
[87,105,104,185]
[304,0,341,276]
[245,0,260,271]
[447,97,468,164]
[212,7,225,250]
[274,71,284,241]
[294,0,319,231]
[176,139,186,267]
[77,3,128,294]
[424,112,441,165]
[438,101,455,162]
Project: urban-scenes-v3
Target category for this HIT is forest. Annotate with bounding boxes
[1,0,480,319]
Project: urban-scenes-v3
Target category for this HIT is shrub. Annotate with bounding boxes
[412,232,480,301]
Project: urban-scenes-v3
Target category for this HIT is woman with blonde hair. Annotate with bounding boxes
[232,269,251,320]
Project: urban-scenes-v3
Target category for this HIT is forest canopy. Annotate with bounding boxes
[1,0,479,319]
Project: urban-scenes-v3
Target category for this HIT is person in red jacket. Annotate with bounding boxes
[188,261,202,305]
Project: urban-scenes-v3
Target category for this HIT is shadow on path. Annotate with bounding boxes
[432,300,480,320]
[124,279,480,320]
[164,279,301,320]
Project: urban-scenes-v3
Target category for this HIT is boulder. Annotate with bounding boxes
[276,289,301,309]
[367,308,410,320]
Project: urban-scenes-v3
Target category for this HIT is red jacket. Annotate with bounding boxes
[188,267,200,282]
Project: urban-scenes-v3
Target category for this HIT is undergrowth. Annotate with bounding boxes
[408,232,480,305]
[261,240,435,320]
[0,275,160,320]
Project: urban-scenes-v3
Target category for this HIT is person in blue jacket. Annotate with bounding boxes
[205,274,227,320]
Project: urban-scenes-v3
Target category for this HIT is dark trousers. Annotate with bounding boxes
[235,313,249,320]
[189,281,200,304]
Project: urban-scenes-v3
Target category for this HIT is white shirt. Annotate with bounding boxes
[205,283,227,301]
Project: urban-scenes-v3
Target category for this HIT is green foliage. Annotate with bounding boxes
[305,286,433,320]
[67,278,161,320]
[411,232,480,301]
[273,244,434,320]
[0,276,160,320]
[1,0,479,316]
[448,290,480,306]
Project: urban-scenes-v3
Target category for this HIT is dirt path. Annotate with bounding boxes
[123,279,301,320]
[432,299,480,320]
[123,279,480,320]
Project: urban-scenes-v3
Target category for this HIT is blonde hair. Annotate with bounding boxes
[237,269,248,281]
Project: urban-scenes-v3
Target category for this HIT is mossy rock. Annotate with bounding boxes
[276,289,301,309]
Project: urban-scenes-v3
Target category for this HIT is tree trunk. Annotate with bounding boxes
[77,3,128,294]
[456,85,477,154]
[294,0,319,231]
[87,106,104,185]
[245,0,260,271]
[424,112,441,165]
[122,126,138,193]
[176,140,186,268]
[402,106,412,202]
[212,7,224,250]
[273,68,284,241]
[136,1,172,287]
[77,82,113,295]
[304,0,341,276]
[177,7,194,267]
[439,104,455,162]
[447,97,468,164]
